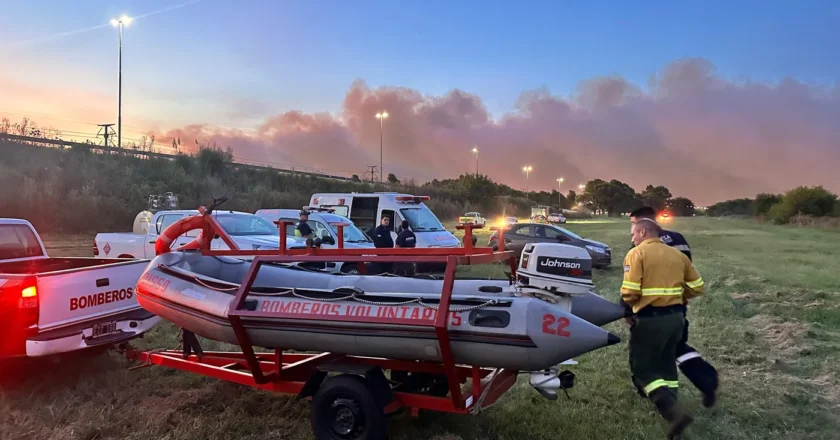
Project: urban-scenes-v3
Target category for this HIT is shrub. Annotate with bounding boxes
[769,186,838,224]
[706,198,753,217]
[753,193,782,216]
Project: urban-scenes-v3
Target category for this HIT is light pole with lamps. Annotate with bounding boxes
[523,166,532,199]
[556,177,564,207]
[375,111,388,182]
[110,15,132,150]
[472,147,479,175]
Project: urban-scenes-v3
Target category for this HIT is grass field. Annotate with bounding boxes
[2,217,839,440]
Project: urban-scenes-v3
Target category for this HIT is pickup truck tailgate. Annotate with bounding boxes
[33,260,153,348]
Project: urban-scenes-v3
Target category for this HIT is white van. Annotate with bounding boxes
[308,193,461,248]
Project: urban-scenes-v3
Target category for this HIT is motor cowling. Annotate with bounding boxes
[516,243,595,295]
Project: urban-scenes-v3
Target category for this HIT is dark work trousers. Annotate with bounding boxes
[629,309,685,399]
[675,313,719,406]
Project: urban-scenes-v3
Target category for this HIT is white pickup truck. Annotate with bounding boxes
[94,210,306,259]
[0,218,160,359]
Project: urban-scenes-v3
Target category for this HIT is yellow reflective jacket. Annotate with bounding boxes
[621,238,705,314]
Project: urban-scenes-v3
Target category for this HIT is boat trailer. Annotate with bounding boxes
[124,204,544,440]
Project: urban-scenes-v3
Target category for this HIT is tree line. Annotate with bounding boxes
[707,187,839,224]
[0,136,699,234]
[573,179,696,217]
[2,116,835,233]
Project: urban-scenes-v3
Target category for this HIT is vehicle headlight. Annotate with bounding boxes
[586,245,606,254]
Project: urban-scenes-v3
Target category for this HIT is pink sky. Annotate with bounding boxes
[3,58,839,205]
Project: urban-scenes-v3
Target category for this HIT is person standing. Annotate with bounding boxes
[394,220,417,276]
[622,218,706,439]
[629,206,718,407]
[372,215,394,274]
[295,209,313,239]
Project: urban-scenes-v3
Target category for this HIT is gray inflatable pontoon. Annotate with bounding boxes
[136,244,623,371]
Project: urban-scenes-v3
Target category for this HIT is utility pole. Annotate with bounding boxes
[366,165,379,183]
[97,123,116,151]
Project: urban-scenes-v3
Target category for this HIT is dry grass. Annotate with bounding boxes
[747,314,811,358]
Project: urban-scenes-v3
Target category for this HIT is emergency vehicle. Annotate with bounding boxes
[0,218,159,359]
[308,193,461,248]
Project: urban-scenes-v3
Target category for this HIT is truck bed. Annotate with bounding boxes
[0,257,145,276]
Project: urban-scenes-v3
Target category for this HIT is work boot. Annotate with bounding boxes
[650,388,694,439]
[678,356,719,408]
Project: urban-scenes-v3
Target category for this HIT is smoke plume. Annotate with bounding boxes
[154,58,840,205]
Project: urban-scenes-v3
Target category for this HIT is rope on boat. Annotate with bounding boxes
[192,276,240,292]
[182,273,500,312]
[289,288,500,313]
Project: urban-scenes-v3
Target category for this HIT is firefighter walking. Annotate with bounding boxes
[629,206,719,407]
[622,218,705,439]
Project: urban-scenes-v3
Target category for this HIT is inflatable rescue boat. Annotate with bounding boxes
[135,243,623,371]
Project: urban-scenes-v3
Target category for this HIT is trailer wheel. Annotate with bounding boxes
[311,374,386,440]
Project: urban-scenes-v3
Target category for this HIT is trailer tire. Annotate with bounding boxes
[311,374,386,440]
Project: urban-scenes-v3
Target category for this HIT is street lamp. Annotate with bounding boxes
[578,183,585,190]
[522,166,533,195]
[472,147,479,175]
[375,111,388,182]
[557,177,564,207]
[111,15,132,150]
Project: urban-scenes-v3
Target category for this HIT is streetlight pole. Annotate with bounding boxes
[522,166,532,198]
[557,177,564,207]
[375,111,388,183]
[472,147,479,175]
[111,15,131,150]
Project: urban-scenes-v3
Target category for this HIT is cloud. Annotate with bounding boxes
[148,57,839,205]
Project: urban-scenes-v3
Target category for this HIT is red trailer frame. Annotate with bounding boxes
[125,208,523,438]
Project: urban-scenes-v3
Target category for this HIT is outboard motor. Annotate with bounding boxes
[514,243,627,327]
[516,243,595,295]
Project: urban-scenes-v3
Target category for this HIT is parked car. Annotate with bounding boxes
[503,216,518,225]
[94,210,307,259]
[548,213,567,224]
[458,212,487,227]
[1,218,159,359]
[255,208,374,274]
[487,222,611,268]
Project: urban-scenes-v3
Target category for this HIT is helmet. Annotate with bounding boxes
[299,209,310,216]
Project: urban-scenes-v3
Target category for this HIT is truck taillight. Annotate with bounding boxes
[93,239,99,256]
[20,286,37,309]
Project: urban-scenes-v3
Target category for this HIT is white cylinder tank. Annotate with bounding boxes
[133,210,154,234]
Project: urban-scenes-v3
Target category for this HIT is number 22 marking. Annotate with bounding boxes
[542,314,571,337]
